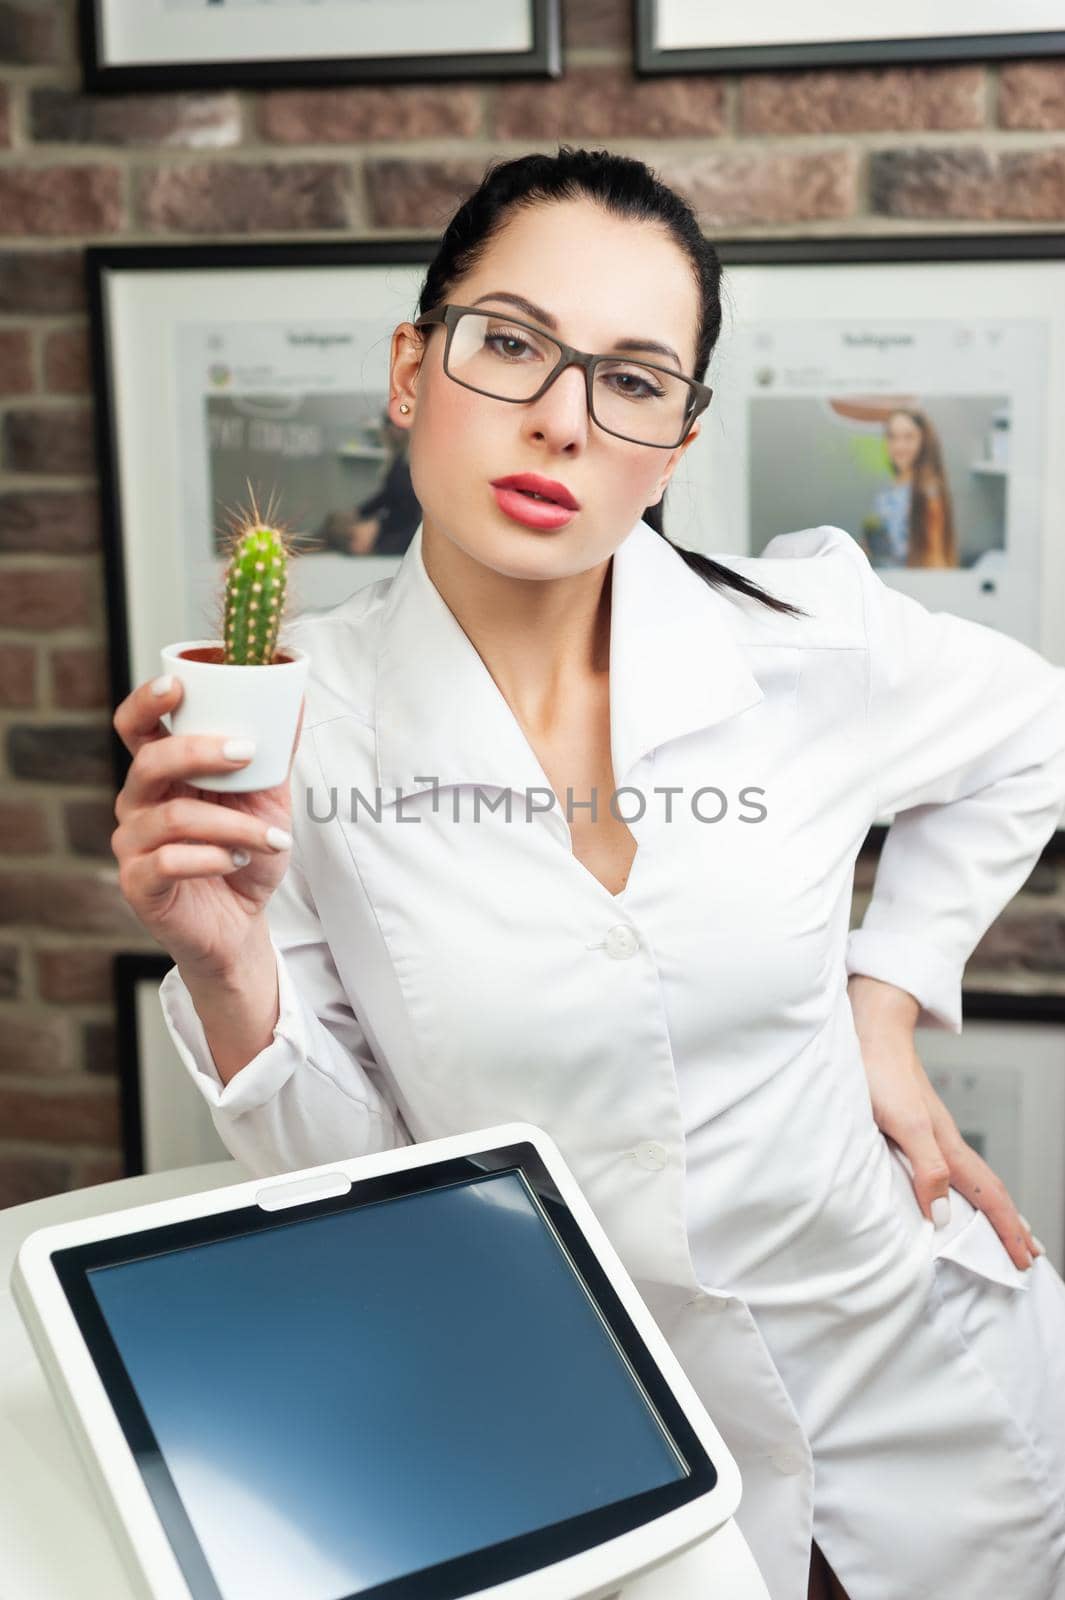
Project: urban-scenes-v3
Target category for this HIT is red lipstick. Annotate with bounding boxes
[490,472,581,531]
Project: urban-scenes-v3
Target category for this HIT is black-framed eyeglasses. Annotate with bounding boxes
[412,303,713,450]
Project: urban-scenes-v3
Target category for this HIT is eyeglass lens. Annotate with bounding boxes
[447,310,694,446]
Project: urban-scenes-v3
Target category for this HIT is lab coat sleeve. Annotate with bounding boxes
[157,832,414,1178]
[813,525,1065,1034]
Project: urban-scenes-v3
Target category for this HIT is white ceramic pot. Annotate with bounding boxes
[159,639,310,793]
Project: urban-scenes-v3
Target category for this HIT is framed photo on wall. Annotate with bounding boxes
[668,232,1065,669]
[660,230,1065,858]
[635,1,1065,73]
[89,238,437,784]
[915,990,1065,1275]
[80,0,561,93]
[114,952,232,1177]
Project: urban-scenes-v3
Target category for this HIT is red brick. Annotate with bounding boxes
[0,1012,73,1075]
[491,63,727,139]
[0,251,84,314]
[741,65,985,134]
[566,0,629,50]
[656,147,858,226]
[0,1147,75,1206]
[0,799,49,853]
[3,406,94,474]
[0,567,91,630]
[0,1080,121,1145]
[43,326,90,394]
[65,798,117,857]
[0,490,100,554]
[870,145,1065,221]
[870,146,998,219]
[0,2,66,66]
[972,909,1065,970]
[0,942,18,998]
[998,149,1065,221]
[7,724,111,784]
[0,165,123,237]
[51,645,108,708]
[999,61,1065,130]
[83,1019,116,1076]
[0,869,142,936]
[366,156,522,231]
[258,84,479,143]
[36,944,115,1004]
[136,161,351,234]
[30,87,241,147]
[0,642,35,706]
[0,327,33,393]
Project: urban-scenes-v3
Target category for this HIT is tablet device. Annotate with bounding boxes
[12,1120,741,1600]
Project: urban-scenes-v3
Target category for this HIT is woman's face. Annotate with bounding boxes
[388,197,703,582]
[885,412,923,474]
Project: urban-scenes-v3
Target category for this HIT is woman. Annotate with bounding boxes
[351,410,421,556]
[869,407,959,568]
[111,148,1065,1600]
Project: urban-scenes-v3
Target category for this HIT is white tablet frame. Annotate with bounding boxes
[11,1120,742,1600]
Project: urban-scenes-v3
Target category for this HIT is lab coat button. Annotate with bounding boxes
[604,925,639,960]
[771,1448,805,1475]
[634,1140,669,1171]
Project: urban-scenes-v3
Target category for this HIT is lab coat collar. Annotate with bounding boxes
[374,517,765,803]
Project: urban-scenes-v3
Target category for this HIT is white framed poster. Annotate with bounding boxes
[81,0,561,91]
[666,233,1065,667]
[636,1,1065,72]
[89,239,436,746]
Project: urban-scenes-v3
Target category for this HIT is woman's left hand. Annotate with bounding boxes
[847,974,1044,1270]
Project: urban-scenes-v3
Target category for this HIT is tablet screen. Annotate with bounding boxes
[71,1163,707,1600]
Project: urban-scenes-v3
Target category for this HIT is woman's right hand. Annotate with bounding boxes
[112,674,304,981]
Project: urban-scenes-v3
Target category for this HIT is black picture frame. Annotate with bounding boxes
[79,0,562,94]
[634,0,1065,74]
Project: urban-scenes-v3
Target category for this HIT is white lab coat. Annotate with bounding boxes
[160,518,1065,1600]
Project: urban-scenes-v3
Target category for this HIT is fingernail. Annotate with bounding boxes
[1019,1214,1031,1231]
[230,848,251,868]
[223,738,256,761]
[151,673,173,695]
[1032,1236,1046,1257]
[265,826,292,851]
[932,1197,951,1228]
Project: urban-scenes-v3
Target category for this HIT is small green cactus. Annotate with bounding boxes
[218,483,292,665]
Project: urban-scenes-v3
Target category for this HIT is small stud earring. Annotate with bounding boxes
[399,402,410,413]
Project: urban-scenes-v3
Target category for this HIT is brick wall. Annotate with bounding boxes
[0,0,1063,1206]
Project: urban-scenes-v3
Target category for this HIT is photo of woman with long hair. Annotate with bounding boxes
[868,406,960,568]
[110,146,1065,1600]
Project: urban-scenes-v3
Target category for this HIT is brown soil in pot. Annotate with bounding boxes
[177,646,297,665]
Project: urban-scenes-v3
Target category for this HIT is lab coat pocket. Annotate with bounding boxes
[932,1205,1031,1292]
